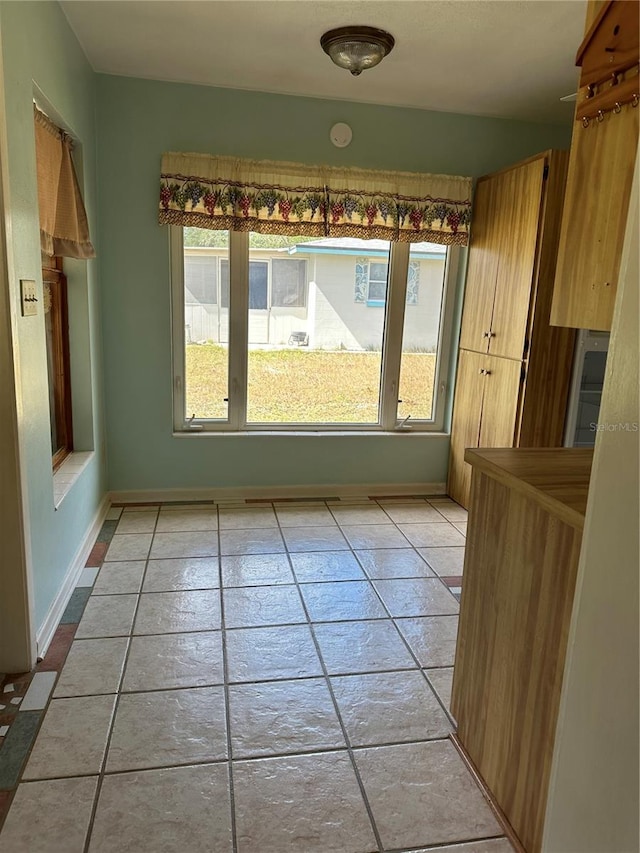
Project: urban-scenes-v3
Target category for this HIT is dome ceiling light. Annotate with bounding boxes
[320,26,395,76]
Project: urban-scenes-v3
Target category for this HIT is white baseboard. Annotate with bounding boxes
[36,493,110,659]
[109,482,447,504]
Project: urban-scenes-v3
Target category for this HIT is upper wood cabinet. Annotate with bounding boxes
[459,158,546,360]
[551,0,639,331]
[449,151,576,508]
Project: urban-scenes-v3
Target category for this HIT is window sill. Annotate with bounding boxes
[53,451,94,509]
[172,429,447,438]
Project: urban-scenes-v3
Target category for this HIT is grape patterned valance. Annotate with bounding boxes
[159,153,472,246]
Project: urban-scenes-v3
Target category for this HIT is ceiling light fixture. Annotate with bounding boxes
[320,26,395,76]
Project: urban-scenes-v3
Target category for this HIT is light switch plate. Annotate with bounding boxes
[20,279,38,316]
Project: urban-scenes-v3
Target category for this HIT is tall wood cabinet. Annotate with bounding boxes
[448,151,576,508]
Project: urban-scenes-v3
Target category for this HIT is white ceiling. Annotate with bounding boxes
[61,0,586,123]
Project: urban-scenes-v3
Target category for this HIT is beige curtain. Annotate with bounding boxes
[34,106,95,259]
[159,152,472,245]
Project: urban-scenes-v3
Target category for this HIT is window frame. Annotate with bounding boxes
[42,257,73,469]
[171,227,459,434]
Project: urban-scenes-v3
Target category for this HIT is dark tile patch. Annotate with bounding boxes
[85,541,108,567]
[439,575,463,587]
[0,712,42,789]
[96,520,119,543]
[60,588,92,624]
[37,624,76,672]
[0,789,14,831]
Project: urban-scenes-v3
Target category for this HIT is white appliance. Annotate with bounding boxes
[564,330,610,447]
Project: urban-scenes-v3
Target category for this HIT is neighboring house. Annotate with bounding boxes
[184,238,447,350]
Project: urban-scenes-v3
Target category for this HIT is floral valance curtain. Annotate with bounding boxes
[159,152,472,245]
[34,106,95,259]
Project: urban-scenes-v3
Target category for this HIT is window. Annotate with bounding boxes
[42,258,73,469]
[367,261,388,304]
[172,228,457,431]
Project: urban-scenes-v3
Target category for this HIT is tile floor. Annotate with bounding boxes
[0,495,516,852]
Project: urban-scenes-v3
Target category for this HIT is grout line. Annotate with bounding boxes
[217,504,239,853]
[276,505,387,853]
[80,506,160,853]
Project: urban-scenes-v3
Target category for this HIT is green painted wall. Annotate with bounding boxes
[0,1,106,630]
[97,73,571,492]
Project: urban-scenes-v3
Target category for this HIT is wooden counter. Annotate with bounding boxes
[451,447,593,852]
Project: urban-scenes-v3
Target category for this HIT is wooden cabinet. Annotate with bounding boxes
[448,351,521,506]
[452,447,593,852]
[550,0,639,331]
[448,151,576,508]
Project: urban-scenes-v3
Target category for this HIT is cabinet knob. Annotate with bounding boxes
[482,331,490,338]
[488,331,496,338]
[485,370,492,376]
[478,368,485,374]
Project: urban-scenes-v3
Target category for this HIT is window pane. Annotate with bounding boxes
[272,259,307,307]
[369,262,388,282]
[368,280,387,301]
[246,234,390,424]
[249,261,268,310]
[397,244,448,422]
[183,228,229,420]
[184,256,217,304]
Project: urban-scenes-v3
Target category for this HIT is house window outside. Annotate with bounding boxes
[173,228,456,431]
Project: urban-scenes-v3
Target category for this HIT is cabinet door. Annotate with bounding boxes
[458,176,501,354]
[478,355,523,449]
[448,350,486,507]
[488,158,545,360]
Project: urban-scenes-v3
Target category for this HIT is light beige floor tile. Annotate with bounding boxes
[314,620,416,675]
[300,581,387,622]
[155,509,218,532]
[411,839,515,853]
[355,548,434,579]
[354,740,501,850]
[219,507,278,529]
[115,512,158,534]
[453,521,468,536]
[229,679,345,758]
[341,524,410,550]
[331,670,452,746]
[223,585,306,628]
[381,503,446,524]
[427,500,469,522]
[396,616,459,668]
[373,578,459,617]
[142,557,219,592]
[398,523,466,548]
[226,625,324,683]
[92,561,145,595]
[149,531,218,559]
[275,506,336,527]
[54,638,128,697]
[122,631,224,692]
[290,551,365,582]
[161,502,215,510]
[134,590,221,635]
[0,776,98,852]
[424,667,454,710]
[330,505,392,525]
[106,686,227,771]
[234,751,377,853]
[104,533,152,562]
[220,528,285,556]
[221,554,295,587]
[105,507,122,520]
[89,764,232,853]
[23,695,116,779]
[418,547,466,576]
[282,526,349,553]
[75,595,138,639]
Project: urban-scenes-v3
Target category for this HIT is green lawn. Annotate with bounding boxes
[185,345,436,423]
